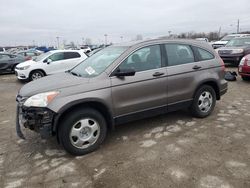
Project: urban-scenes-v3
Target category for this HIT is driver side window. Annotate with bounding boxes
[119,45,161,72]
[46,52,64,62]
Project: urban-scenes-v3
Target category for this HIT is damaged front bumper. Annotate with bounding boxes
[16,102,56,139]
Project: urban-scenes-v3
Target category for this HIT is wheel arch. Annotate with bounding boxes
[29,69,47,78]
[53,100,114,140]
[194,79,220,100]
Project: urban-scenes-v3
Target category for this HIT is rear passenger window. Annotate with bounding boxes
[165,44,194,66]
[196,47,214,61]
[64,52,81,60]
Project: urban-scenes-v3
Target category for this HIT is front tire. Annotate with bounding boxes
[242,76,250,81]
[30,70,44,81]
[190,85,216,118]
[58,108,107,156]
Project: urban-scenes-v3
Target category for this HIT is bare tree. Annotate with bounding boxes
[85,38,92,45]
[136,34,143,41]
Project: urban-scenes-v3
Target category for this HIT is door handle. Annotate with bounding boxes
[192,65,202,70]
[153,72,164,77]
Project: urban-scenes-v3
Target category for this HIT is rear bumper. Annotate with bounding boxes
[219,80,228,98]
[220,88,227,96]
[16,104,56,139]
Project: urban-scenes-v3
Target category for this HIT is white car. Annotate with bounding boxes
[15,50,87,81]
[195,38,209,42]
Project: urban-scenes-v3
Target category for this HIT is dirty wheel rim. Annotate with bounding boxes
[31,72,42,80]
[70,118,100,149]
[198,91,213,113]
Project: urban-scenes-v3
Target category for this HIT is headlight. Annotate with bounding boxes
[231,49,244,54]
[24,91,59,107]
[239,57,245,66]
[18,65,30,70]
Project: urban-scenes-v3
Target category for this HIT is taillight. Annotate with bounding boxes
[219,57,225,71]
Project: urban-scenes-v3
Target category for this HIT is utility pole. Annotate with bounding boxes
[56,36,60,49]
[82,37,84,45]
[218,26,221,39]
[168,31,172,37]
[237,19,240,34]
[104,34,108,46]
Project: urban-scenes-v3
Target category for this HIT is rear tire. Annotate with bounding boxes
[58,108,107,156]
[30,70,44,81]
[190,85,216,118]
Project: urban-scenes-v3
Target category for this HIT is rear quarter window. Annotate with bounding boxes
[194,47,214,61]
[64,52,81,60]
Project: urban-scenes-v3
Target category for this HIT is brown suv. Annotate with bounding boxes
[16,39,227,155]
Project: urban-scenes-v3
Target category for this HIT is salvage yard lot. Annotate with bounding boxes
[0,67,250,188]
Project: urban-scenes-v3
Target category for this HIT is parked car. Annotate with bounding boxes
[80,46,91,53]
[212,34,250,49]
[238,54,250,81]
[86,47,104,56]
[216,36,250,65]
[35,46,50,53]
[15,50,87,81]
[0,47,6,52]
[195,38,209,42]
[0,53,26,74]
[17,50,43,61]
[16,39,227,155]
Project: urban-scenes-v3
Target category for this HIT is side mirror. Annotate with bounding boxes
[46,59,52,64]
[114,68,136,77]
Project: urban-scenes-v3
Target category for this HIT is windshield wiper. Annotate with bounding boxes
[70,71,81,77]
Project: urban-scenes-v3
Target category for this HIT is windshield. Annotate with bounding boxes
[70,46,127,78]
[33,51,52,62]
[221,35,236,41]
[226,38,250,47]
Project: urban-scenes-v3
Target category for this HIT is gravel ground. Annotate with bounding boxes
[0,67,250,188]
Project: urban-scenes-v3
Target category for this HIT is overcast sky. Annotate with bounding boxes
[0,0,249,46]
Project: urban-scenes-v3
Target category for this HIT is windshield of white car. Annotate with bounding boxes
[226,38,250,47]
[221,36,235,41]
[33,51,52,62]
[70,46,127,78]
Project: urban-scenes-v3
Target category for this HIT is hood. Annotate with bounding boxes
[16,60,36,67]
[213,40,228,45]
[19,72,89,97]
[217,46,246,50]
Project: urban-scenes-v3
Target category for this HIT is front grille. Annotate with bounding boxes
[218,50,232,55]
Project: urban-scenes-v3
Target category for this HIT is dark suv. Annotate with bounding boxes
[217,37,250,65]
[16,39,227,155]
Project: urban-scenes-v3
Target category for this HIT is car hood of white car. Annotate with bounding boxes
[16,60,37,68]
[213,40,228,45]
